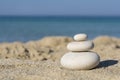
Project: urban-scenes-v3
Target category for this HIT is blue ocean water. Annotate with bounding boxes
[0,16,120,42]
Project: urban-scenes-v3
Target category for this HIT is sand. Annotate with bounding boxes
[0,36,120,80]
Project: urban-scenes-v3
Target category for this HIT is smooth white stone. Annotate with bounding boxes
[74,34,87,41]
[67,41,94,51]
[60,52,100,70]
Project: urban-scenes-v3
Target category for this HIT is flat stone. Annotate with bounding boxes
[67,41,94,51]
[74,34,87,41]
[60,52,100,70]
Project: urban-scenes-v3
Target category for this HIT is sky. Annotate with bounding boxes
[0,0,120,16]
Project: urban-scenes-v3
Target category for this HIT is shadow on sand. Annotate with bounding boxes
[98,60,118,68]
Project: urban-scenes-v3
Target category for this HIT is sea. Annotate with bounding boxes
[0,16,120,42]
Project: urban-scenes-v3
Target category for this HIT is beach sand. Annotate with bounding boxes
[0,36,120,80]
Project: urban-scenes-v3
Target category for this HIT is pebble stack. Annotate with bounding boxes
[60,33,100,70]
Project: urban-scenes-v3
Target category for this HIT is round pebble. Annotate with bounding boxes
[60,52,100,70]
[74,34,87,41]
[67,41,94,51]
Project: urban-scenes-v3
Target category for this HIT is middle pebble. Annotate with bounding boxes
[67,41,94,51]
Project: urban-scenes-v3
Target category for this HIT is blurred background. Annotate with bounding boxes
[0,0,120,42]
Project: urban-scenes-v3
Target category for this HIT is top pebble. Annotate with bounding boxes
[74,33,87,41]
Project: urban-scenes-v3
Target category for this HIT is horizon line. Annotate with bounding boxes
[0,14,120,17]
[1,15,120,18]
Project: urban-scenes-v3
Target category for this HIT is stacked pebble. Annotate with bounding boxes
[60,33,100,70]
